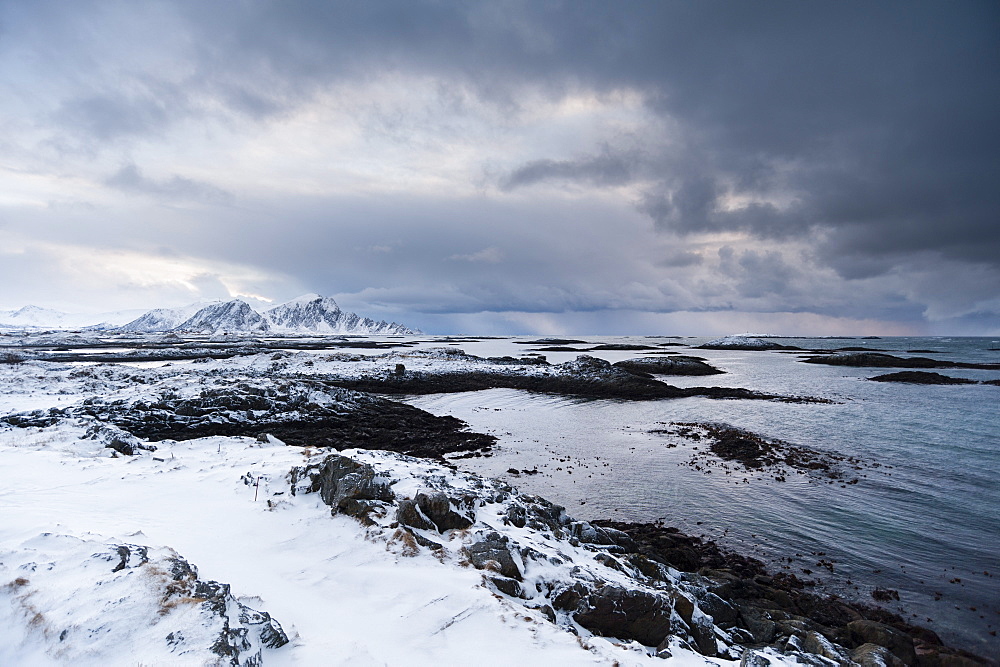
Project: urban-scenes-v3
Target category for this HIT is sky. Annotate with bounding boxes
[1,0,998,335]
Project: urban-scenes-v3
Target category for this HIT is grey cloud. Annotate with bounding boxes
[500,148,639,191]
[3,1,999,332]
[656,248,702,269]
[105,164,232,204]
[55,93,170,142]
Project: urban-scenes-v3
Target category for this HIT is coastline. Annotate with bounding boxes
[0,332,997,662]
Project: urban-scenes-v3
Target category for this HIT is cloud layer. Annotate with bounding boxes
[1,1,998,334]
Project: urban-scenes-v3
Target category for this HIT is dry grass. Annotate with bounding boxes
[158,596,203,616]
[387,527,420,557]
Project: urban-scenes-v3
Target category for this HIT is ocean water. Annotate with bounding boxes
[407,336,1000,656]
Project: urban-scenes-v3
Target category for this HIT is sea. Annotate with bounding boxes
[401,335,1000,657]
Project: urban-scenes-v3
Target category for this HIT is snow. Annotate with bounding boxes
[0,353,749,665]
[0,425,724,666]
[701,335,774,349]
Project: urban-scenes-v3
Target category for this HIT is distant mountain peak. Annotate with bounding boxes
[3,295,418,335]
[114,294,418,335]
[174,300,271,334]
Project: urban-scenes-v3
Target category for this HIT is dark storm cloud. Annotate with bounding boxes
[4,0,999,331]
[180,0,997,325]
[29,1,1000,274]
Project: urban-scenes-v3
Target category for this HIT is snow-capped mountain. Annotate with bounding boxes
[118,303,206,333]
[173,300,271,334]
[0,305,145,330]
[2,295,418,334]
[264,294,414,334]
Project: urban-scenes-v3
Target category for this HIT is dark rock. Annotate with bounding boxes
[415,491,476,532]
[672,593,718,656]
[568,521,636,551]
[740,649,778,666]
[667,422,866,480]
[846,620,917,665]
[502,503,527,528]
[238,606,289,649]
[872,587,901,601]
[465,532,523,580]
[697,338,800,351]
[591,520,766,577]
[338,498,390,524]
[396,499,437,531]
[399,526,444,551]
[58,380,497,459]
[613,356,724,376]
[572,583,674,648]
[111,544,149,572]
[698,592,738,627]
[869,372,978,385]
[799,630,850,663]
[484,575,523,597]
[739,606,777,644]
[327,354,826,403]
[553,582,588,611]
[852,643,905,667]
[802,352,1000,371]
[913,644,991,666]
[313,454,394,511]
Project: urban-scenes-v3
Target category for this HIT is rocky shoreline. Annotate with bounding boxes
[293,448,993,666]
[589,520,991,666]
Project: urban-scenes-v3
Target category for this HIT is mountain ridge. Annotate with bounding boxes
[1,295,419,335]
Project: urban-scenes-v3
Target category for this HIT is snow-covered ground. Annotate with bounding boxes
[0,425,737,666]
[0,349,747,666]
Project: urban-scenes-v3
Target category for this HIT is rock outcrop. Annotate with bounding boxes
[3,379,495,458]
[0,533,287,665]
[613,355,724,376]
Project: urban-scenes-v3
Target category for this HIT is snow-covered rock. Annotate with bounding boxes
[0,533,288,666]
[698,336,783,350]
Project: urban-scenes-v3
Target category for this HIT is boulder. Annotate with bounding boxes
[313,454,394,511]
[465,532,524,580]
[396,499,437,531]
[800,630,850,663]
[614,356,723,376]
[845,620,916,666]
[415,491,475,532]
[571,583,674,649]
[673,593,717,656]
[86,421,155,456]
[851,643,905,667]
